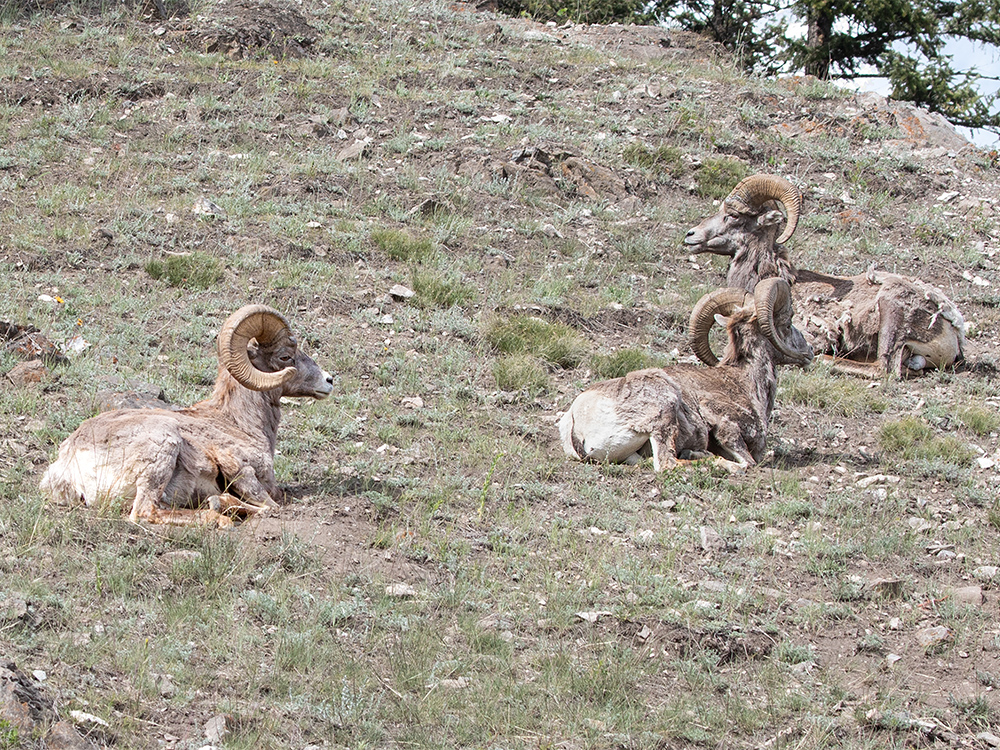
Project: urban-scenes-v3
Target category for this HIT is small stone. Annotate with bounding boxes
[385,583,417,598]
[204,714,230,743]
[977,731,1000,747]
[401,396,423,409]
[973,565,999,582]
[699,525,723,552]
[31,670,46,682]
[336,139,370,161]
[907,516,935,533]
[388,284,415,300]
[915,625,951,649]
[69,710,110,728]
[951,585,984,605]
[886,653,902,668]
[45,720,96,750]
[575,610,613,623]
[191,196,225,217]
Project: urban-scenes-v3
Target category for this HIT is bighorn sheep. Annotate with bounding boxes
[683,174,966,377]
[40,305,333,526]
[559,278,813,472]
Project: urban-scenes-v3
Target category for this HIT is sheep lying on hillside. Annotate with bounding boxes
[40,305,333,526]
[683,174,965,377]
[559,278,812,472]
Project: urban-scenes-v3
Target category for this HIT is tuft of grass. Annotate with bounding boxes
[878,417,975,464]
[956,404,1000,435]
[949,694,997,731]
[372,228,436,262]
[411,268,476,309]
[482,316,588,369]
[693,158,751,199]
[145,252,223,289]
[493,354,548,394]
[622,143,684,179]
[589,348,662,379]
[779,368,889,416]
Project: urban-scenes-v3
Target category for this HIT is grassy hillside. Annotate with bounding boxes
[2,1,1000,747]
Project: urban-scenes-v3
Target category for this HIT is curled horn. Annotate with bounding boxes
[726,174,802,245]
[218,305,297,391]
[688,288,752,366]
[753,278,811,365]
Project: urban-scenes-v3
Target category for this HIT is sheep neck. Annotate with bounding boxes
[189,367,283,453]
[719,323,779,419]
[728,236,797,293]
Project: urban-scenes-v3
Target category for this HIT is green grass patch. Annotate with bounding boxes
[589,348,662,379]
[145,252,223,289]
[493,354,549,393]
[779,368,889,416]
[956,404,1000,435]
[372,228,436,262]
[878,417,975,464]
[482,315,588,369]
[411,268,476,308]
[693,157,751,199]
[622,143,684,179]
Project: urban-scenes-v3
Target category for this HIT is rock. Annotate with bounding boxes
[951,585,984,605]
[0,596,28,624]
[906,516,935,533]
[385,583,418,598]
[69,710,110,728]
[0,321,68,364]
[434,677,469,689]
[191,196,226,217]
[915,625,951,650]
[973,565,999,582]
[5,359,48,385]
[575,610,613,623]
[336,138,371,161]
[977,731,1000,748]
[401,396,424,409]
[204,714,231,743]
[699,525,723,552]
[388,284,415,300]
[855,474,899,488]
[45,720,98,749]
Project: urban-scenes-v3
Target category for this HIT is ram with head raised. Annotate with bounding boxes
[559,278,813,472]
[40,305,333,526]
[683,174,965,377]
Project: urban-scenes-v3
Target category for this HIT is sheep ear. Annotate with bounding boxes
[714,313,729,327]
[757,209,786,228]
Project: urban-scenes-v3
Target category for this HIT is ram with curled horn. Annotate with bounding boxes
[684,173,966,377]
[40,305,334,526]
[559,278,813,473]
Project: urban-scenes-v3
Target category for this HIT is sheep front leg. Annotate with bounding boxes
[218,467,281,515]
